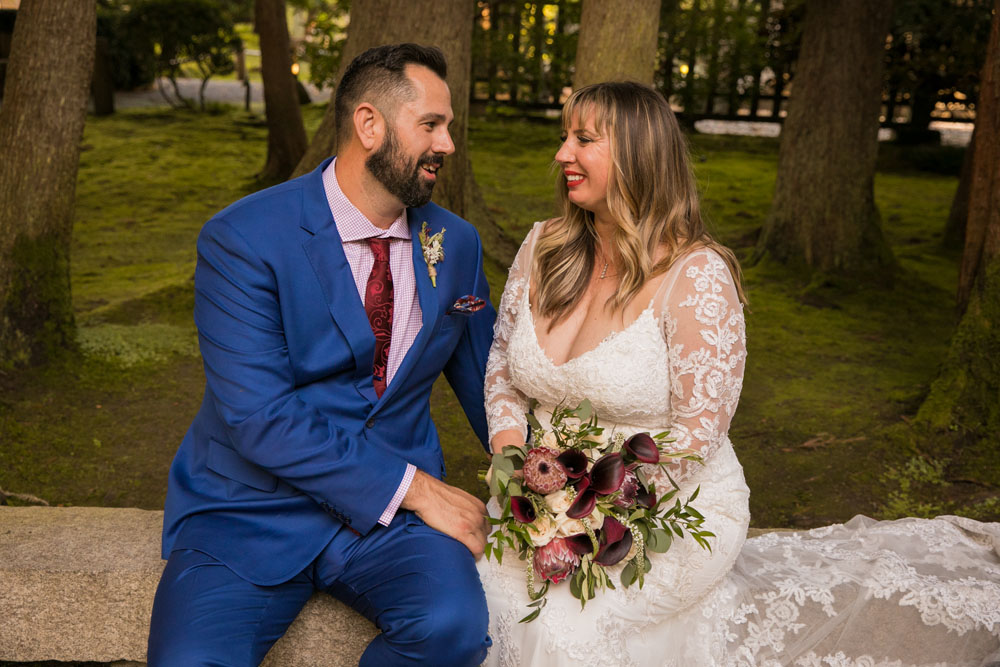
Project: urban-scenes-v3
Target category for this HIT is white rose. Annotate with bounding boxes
[555,513,587,537]
[526,514,558,547]
[562,417,581,431]
[544,489,573,514]
[584,431,608,446]
[540,431,559,450]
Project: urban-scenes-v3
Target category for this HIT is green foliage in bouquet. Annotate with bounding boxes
[480,399,715,622]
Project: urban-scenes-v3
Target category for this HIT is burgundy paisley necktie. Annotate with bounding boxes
[364,238,393,398]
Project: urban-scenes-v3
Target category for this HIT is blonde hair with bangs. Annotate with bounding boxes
[532,82,747,326]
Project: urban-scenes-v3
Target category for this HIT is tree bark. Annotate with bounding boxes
[956,1,1000,315]
[573,0,662,89]
[701,0,726,115]
[0,0,95,366]
[91,35,115,116]
[292,0,474,216]
[754,0,896,280]
[943,127,975,251]
[256,0,307,182]
[918,0,999,439]
[681,0,701,118]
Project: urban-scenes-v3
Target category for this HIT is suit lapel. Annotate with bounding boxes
[300,160,379,405]
[374,213,441,409]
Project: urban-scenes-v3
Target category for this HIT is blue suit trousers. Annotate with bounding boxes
[147,512,491,666]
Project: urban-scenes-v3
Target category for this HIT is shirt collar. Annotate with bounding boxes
[323,157,411,242]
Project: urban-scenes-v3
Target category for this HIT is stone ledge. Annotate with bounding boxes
[0,506,785,665]
[0,506,376,665]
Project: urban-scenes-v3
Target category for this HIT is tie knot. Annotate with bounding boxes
[368,237,390,263]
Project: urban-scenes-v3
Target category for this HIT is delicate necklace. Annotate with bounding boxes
[597,242,613,279]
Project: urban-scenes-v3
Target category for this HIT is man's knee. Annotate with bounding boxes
[387,591,490,666]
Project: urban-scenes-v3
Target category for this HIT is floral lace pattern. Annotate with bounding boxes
[479,223,1000,666]
[484,222,747,484]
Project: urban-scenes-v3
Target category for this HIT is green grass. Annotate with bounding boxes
[1,108,996,530]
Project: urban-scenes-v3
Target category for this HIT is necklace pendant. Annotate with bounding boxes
[599,261,608,279]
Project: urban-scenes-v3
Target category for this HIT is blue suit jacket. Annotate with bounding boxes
[161,158,497,585]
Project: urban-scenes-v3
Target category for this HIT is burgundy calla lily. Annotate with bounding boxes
[624,433,660,464]
[510,496,536,523]
[566,477,596,519]
[556,449,589,479]
[566,453,627,519]
[589,453,626,494]
[594,517,633,566]
[565,532,595,556]
[636,488,656,509]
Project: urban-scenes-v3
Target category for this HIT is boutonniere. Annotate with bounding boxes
[418,221,445,287]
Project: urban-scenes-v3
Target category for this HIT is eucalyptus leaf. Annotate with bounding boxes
[576,398,593,422]
[518,608,541,623]
[526,413,543,431]
[621,561,637,587]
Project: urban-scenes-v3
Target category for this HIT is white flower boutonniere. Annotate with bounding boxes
[418,221,445,287]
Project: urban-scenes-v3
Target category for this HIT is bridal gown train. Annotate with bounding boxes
[477,223,1000,666]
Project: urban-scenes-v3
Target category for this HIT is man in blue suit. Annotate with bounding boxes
[148,44,496,666]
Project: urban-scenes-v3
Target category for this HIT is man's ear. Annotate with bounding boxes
[353,102,383,151]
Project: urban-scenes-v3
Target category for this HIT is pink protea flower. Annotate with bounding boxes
[523,447,568,494]
[532,537,581,584]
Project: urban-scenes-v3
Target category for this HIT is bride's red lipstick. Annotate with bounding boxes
[564,170,584,188]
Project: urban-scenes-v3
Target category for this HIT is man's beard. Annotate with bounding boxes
[365,125,444,208]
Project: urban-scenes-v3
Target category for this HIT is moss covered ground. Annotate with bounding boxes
[0,107,996,529]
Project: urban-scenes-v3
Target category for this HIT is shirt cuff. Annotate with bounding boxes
[378,463,416,526]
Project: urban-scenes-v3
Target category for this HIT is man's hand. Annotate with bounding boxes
[402,470,489,558]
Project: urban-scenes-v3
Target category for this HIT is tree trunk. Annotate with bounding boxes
[531,2,547,103]
[701,0,726,115]
[0,0,95,366]
[573,0,662,89]
[754,0,896,280]
[917,0,1000,447]
[256,0,308,182]
[91,35,115,116]
[943,127,975,251]
[956,3,1000,315]
[292,0,475,220]
[681,0,701,118]
[725,0,748,117]
[508,1,522,105]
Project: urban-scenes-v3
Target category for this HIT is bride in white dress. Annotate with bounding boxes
[477,81,1000,666]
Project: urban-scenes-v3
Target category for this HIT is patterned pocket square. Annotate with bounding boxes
[447,294,486,315]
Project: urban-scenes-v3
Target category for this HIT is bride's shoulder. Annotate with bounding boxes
[664,244,736,280]
[515,219,557,256]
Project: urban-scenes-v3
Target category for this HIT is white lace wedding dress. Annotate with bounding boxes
[478,222,1000,666]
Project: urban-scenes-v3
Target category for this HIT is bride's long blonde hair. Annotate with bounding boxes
[532,82,746,325]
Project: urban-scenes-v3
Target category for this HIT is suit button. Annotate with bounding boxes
[365,418,375,428]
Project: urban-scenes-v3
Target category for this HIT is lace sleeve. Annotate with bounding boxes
[484,224,540,446]
[656,249,746,481]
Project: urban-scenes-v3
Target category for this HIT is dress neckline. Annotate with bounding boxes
[525,290,657,369]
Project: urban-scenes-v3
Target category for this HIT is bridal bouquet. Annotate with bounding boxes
[481,400,713,622]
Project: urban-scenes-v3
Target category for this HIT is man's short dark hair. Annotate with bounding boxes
[335,43,448,144]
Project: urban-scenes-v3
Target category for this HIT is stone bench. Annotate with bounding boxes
[0,506,377,665]
[1,505,783,665]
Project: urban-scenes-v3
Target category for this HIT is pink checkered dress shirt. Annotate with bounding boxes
[323,159,418,526]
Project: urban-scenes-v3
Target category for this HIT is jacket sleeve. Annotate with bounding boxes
[194,216,409,535]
